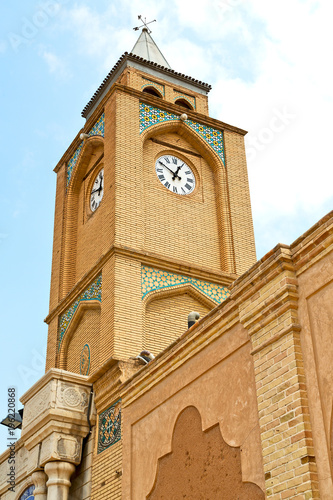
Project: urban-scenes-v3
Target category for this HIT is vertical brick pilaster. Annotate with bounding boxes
[240,247,319,499]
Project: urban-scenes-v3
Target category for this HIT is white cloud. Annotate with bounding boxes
[41,49,71,79]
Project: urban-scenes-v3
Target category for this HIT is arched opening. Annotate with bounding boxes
[174,98,193,110]
[143,87,162,98]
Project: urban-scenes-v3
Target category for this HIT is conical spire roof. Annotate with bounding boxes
[131,28,171,69]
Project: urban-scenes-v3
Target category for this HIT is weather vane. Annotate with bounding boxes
[133,15,156,34]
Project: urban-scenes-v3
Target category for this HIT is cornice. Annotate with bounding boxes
[81,52,212,118]
[45,244,236,324]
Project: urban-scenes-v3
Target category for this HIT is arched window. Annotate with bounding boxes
[174,98,193,110]
[19,485,35,500]
[142,87,162,98]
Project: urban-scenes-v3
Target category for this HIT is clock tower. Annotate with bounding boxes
[45,27,256,377]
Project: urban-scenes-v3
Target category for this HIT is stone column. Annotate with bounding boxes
[31,470,48,500]
[45,461,75,500]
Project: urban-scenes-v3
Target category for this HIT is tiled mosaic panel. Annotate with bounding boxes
[80,344,91,375]
[98,399,121,453]
[67,113,105,186]
[141,266,229,304]
[142,77,165,96]
[19,486,35,500]
[58,274,102,348]
[174,92,196,109]
[139,104,225,164]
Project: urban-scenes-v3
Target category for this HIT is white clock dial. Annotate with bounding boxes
[155,155,195,195]
[90,168,104,212]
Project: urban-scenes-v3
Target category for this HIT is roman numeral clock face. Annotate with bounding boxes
[155,155,195,195]
[90,168,104,212]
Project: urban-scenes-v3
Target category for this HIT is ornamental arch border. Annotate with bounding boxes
[61,136,104,296]
[58,300,101,371]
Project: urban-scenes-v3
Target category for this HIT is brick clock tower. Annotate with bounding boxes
[45,27,256,378]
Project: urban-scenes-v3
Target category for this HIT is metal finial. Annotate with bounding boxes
[133,15,156,34]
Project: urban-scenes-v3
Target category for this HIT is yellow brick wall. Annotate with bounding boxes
[49,163,66,311]
[143,131,222,270]
[224,130,256,274]
[91,440,122,500]
[75,152,106,283]
[145,290,211,355]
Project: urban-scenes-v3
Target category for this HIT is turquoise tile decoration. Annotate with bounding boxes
[142,78,165,96]
[67,113,105,186]
[98,399,122,453]
[19,486,35,500]
[80,344,91,376]
[139,103,225,164]
[58,274,102,349]
[141,266,229,304]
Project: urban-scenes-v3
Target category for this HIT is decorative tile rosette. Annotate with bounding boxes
[58,275,102,348]
[98,399,122,453]
[142,266,229,304]
[67,113,105,186]
[80,344,91,375]
[19,486,35,500]
[139,103,225,164]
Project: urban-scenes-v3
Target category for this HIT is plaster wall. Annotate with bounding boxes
[122,322,265,499]
[297,247,333,498]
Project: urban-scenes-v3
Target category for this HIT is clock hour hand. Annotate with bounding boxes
[172,163,184,180]
[159,161,181,181]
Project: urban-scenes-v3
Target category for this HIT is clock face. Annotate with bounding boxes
[155,155,195,195]
[90,168,104,212]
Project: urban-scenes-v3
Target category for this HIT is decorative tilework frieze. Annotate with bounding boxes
[66,113,105,186]
[141,266,229,304]
[80,344,91,375]
[174,92,196,109]
[139,104,225,164]
[142,77,165,96]
[98,399,121,453]
[58,274,102,348]
[140,103,178,133]
[19,486,35,500]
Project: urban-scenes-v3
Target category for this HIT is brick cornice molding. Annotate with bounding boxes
[45,244,235,324]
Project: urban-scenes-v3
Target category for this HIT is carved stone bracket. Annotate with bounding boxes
[19,369,94,472]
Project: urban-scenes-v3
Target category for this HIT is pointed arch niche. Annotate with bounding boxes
[147,406,265,499]
[143,284,215,355]
[140,111,235,274]
[61,135,105,297]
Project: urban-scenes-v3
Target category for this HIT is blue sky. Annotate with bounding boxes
[0,0,332,451]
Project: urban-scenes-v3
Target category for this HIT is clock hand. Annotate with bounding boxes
[172,163,184,180]
[159,161,181,181]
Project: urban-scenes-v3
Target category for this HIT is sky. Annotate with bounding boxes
[0,0,332,452]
